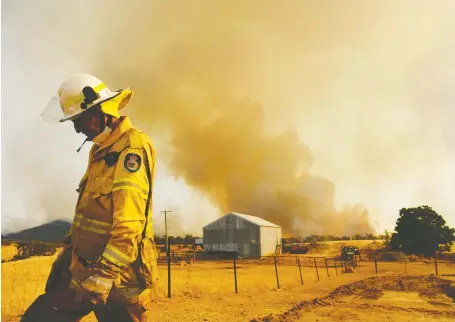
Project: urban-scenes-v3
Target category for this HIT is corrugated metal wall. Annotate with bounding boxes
[203,214,280,258]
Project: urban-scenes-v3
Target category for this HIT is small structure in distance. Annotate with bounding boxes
[202,212,282,258]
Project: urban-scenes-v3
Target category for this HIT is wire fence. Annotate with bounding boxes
[2,239,455,319]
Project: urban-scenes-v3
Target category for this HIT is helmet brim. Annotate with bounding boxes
[59,90,123,122]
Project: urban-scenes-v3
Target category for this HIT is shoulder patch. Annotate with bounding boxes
[124,153,142,173]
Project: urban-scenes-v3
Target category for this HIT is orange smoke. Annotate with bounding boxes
[87,1,390,235]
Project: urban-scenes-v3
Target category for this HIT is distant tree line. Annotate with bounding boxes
[4,205,453,260]
[153,234,200,245]
[1,242,60,261]
[16,242,58,258]
[282,233,379,244]
[152,233,382,246]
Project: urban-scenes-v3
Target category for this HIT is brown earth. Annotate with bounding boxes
[253,276,455,322]
[2,244,455,322]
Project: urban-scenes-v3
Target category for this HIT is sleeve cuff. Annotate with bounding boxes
[101,244,134,268]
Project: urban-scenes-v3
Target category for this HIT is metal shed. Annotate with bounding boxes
[202,212,282,258]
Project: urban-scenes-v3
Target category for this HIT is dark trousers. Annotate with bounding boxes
[20,288,150,322]
[20,260,150,322]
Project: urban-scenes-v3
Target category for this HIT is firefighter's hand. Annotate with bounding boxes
[71,259,120,306]
[73,273,115,306]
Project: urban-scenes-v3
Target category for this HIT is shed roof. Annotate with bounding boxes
[203,212,280,228]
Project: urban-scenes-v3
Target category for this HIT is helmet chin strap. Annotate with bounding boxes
[76,108,113,153]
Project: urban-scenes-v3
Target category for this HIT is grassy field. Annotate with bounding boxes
[2,241,454,321]
[1,245,19,262]
[305,239,385,256]
[1,255,325,316]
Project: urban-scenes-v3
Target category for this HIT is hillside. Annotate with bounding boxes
[2,220,71,244]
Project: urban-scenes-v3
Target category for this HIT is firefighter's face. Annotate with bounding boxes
[72,107,104,139]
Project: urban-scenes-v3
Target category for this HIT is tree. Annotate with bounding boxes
[352,233,363,240]
[390,206,455,257]
[13,242,58,260]
[183,234,194,244]
[383,229,390,248]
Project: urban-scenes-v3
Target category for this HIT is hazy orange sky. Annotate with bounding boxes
[2,1,455,236]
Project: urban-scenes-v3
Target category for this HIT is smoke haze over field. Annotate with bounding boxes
[2,1,455,236]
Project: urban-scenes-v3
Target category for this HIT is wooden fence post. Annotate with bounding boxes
[324,258,330,278]
[434,254,439,276]
[274,256,280,289]
[297,258,304,285]
[314,257,320,281]
[233,251,238,293]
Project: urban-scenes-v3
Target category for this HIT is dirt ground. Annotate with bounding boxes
[254,275,455,322]
[147,271,374,322]
[77,274,455,321]
[3,273,454,322]
[2,248,455,321]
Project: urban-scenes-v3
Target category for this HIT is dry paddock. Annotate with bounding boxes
[2,254,454,321]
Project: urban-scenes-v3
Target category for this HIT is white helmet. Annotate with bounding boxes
[56,73,122,122]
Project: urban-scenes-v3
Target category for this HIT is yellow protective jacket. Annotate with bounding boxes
[67,117,158,301]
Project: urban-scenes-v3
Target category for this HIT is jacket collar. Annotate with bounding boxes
[93,116,133,156]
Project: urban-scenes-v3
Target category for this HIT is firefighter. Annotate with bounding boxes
[21,74,158,322]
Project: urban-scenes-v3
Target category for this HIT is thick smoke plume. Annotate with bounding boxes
[88,1,379,236]
[4,1,455,237]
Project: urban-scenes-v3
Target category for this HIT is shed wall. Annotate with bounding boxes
[260,226,282,256]
[203,214,262,258]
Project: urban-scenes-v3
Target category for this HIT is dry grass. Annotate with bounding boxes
[0,254,331,320]
[155,260,323,296]
[1,244,19,262]
[305,239,385,257]
[2,241,454,321]
[1,256,53,318]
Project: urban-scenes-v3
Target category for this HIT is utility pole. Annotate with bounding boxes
[161,210,172,298]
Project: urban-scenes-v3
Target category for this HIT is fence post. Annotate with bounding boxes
[314,257,320,281]
[434,253,439,276]
[324,258,330,278]
[374,258,378,274]
[404,259,407,275]
[334,259,338,276]
[233,251,238,294]
[297,258,304,285]
[274,256,280,289]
